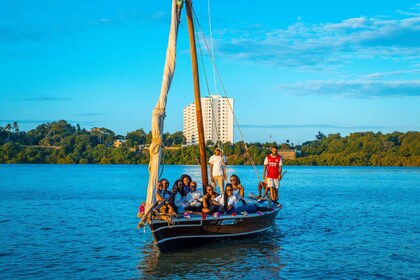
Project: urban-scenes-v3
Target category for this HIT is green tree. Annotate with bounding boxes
[4,123,12,140]
[125,129,147,147]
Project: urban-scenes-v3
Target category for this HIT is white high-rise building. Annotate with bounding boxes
[183,95,234,145]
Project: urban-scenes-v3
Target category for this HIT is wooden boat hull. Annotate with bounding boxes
[148,208,280,253]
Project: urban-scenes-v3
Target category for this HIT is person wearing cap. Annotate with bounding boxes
[263,145,283,202]
[208,147,227,194]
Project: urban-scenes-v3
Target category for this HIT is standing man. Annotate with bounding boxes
[263,146,283,202]
[209,147,227,194]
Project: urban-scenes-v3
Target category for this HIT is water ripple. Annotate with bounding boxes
[0,165,418,279]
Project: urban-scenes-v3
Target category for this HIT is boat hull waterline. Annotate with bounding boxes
[148,208,280,253]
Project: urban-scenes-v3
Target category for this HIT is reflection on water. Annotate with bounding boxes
[137,226,287,279]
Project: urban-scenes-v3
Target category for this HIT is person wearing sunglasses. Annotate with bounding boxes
[229,174,244,198]
[169,179,187,213]
[209,147,227,194]
[156,179,175,215]
[214,185,238,214]
[156,179,171,201]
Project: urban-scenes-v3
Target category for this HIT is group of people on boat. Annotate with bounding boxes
[154,146,283,217]
[155,173,246,216]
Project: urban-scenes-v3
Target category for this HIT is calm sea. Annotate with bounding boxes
[0,165,419,279]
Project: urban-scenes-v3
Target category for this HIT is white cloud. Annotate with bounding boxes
[278,79,420,98]
[364,69,420,79]
[214,10,420,68]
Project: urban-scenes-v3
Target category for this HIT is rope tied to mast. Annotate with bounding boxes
[150,107,166,155]
[176,0,184,22]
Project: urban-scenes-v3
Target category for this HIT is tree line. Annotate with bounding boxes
[0,120,418,166]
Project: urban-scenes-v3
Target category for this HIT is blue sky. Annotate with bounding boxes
[1,0,419,144]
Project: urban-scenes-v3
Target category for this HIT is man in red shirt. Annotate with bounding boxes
[263,146,283,202]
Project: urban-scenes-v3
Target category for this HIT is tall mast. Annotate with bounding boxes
[186,0,209,189]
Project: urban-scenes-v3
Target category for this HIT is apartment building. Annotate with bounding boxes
[183,95,234,145]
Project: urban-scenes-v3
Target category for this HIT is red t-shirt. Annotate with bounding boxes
[265,155,281,178]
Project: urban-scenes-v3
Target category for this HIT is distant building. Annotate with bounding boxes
[113,139,126,148]
[90,127,101,133]
[278,149,297,160]
[183,95,234,145]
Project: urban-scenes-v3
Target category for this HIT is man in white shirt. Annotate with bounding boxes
[208,147,227,194]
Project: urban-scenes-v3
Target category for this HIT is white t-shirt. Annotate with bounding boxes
[214,194,238,209]
[209,155,226,176]
[233,190,244,207]
[187,191,202,207]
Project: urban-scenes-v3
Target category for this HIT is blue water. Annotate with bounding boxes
[0,165,419,279]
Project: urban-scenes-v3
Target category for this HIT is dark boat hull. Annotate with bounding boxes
[148,208,280,253]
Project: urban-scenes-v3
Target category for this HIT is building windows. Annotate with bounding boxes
[183,95,234,145]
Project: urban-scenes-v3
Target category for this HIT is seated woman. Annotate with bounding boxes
[180,174,192,197]
[172,179,189,213]
[156,179,175,214]
[201,185,221,215]
[229,174,244,198]
[225,183,245,207]
[215,185,239,215]
[184,181,202,213]
[156,179,171,201]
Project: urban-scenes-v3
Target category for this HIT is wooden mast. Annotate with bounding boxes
[185,0,209,190]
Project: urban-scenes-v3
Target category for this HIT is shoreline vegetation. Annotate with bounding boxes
[0,120,419,166]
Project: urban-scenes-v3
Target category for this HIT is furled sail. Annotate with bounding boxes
[145,0,183,215]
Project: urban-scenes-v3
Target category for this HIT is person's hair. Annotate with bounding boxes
[190,181,197,187]
[180,174,192,186]
[160,179,169,190]
[272,145,277,149]
[172,179,182,191]
[224,184,234,209]
[230,174,241,185]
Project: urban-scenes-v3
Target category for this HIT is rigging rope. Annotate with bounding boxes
[192,7,262,183]
[193,7,223,151]
[207,0,217,94]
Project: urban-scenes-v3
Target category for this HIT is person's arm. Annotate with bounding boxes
[202,193,210,208]
[156,190,164,201]
[187,193,194,204]
[238,184,244,198]
[227,196,237,210]
[263,156,268,179]
[278,158,283,180]
[222,155,227,179]
[209,157,215,182]
[222,163,227,180]
[212,194,223,207]
[209,163,215,182]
